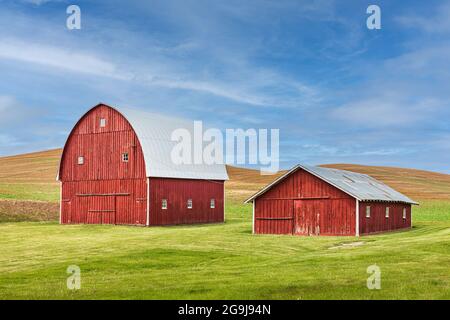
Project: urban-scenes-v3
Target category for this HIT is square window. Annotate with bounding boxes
[187,199,193,209]
[100,118,106,127]
[403,208,407,219]
[122,153,129,162]
[385,207,390,218]
[366,206,371,218]
[77,156,84,165]
[210,199,215,209]
[162,199,167,210]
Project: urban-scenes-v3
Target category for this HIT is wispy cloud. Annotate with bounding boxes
[0,39,126,79]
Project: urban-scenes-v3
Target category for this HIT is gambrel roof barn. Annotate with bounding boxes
[58,103,228,226]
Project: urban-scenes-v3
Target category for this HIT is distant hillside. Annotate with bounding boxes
[1,149,449,204]
[0,149,61,202]
[227,164,450,202]
[321,164,450,202]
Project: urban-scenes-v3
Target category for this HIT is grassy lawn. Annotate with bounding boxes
[0,200,449,299]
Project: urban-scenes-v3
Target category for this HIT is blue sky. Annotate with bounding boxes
[0,0,449,173]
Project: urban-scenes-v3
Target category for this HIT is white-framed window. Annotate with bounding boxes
[122,152,129,162]
[366,206,371,218]
[210,199,215,209]
[187,199,193,209]
[162,199,167,210]
[77,156,84,165]
[403,207,407,219]
[100,118,106,127]
[385,207,390,218]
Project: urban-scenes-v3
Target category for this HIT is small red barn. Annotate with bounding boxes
[245,165,418,236]
[57,103,228,226]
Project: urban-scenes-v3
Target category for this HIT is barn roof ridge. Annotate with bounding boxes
[244,164,418,205]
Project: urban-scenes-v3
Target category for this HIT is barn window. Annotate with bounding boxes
[366,206,371,218]
[162,199,167,210]
[187,199,193,209]
[77,156,84,165]
[122,153,129,162]
[403,208,407,219]
[210,199,215,209]
[385,207,390,218]
[100,118,106,127]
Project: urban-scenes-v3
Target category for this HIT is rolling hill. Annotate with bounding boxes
[1,148,450,206]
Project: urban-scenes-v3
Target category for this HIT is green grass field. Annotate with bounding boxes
[1,150,449,299]
[0,200,449,299]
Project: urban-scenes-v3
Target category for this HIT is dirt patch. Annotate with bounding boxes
[0,199,59,222]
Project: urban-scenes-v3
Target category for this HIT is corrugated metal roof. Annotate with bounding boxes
[116,106,229,180]
[245,164,418,204]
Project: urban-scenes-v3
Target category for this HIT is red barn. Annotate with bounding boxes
[245,165,418,236]
[57,103,228,226]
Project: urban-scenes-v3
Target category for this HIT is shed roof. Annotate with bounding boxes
[59,104,229,181]
[244,164,418,204]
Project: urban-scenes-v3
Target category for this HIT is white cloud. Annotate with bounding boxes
[0,39,126,80]
[396,3,450,34]
[331,97,441,128]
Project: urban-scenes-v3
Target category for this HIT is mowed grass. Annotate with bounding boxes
[0,150,449,299]
[0,199,449,300]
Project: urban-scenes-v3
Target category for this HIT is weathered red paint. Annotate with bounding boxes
[254,169,355,236]
[59,104,225,226]
[149,178,224,225]
[253,168,411,236]
[359,201,411,235]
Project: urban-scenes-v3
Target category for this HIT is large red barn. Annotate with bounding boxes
[57,103,228,226]
[245,165,418,236]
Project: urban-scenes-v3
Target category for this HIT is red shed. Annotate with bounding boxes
[245,165,418,236]
[57,103,228,226]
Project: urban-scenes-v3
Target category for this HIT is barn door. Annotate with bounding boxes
[86,195,116,224]
[294,200,322,236]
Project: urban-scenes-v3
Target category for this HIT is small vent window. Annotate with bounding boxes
[366,206,371,218]
[162,199,167,210]
[403,208,407,220]
[187,199,193,209]
[210,199,215,209]
[385,207,390,218]
[77,156,84,165]
[100,118,106,127]
[122,153,129,162]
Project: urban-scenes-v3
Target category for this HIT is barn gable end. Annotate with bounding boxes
[252,168,356,236]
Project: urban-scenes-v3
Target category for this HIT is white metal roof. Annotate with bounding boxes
[116,106,229,180]
[245,164,418,204]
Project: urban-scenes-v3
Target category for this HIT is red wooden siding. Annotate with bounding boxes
[254,169,356,236]
[255,200,293,234]
[60,104,226,227]
[61,179,147,225]
[59,105,147,225]
[359,201,411,235]
[149,178,224,225]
